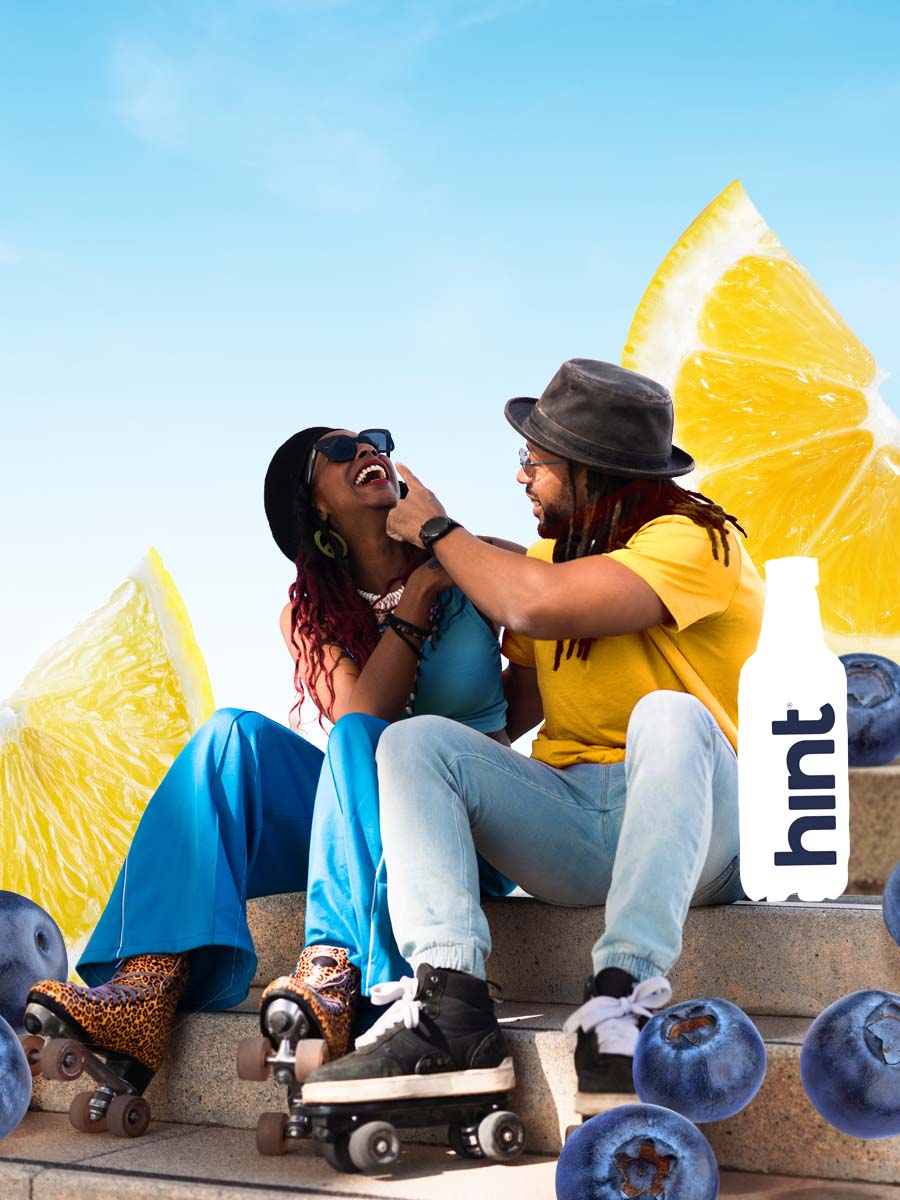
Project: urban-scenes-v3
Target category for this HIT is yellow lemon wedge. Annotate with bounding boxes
[0,548,214,968]
[623,179,900,663]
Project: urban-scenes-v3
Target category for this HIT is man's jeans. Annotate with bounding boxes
[376,689,746,984]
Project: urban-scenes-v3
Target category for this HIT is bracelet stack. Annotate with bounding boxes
[358,585,447,717]
[384,612,428,656]
[380,605,445,716]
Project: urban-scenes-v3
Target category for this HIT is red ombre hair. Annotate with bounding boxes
[287,509,429,727]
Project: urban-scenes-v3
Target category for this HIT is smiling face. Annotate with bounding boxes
[517,439,583,537]
[308,428,400,530]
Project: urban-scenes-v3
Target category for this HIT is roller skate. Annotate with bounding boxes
[237,945,360,1156]
[562,968,672,1140]
[257,963,525,1172]
[23,952,189,1137]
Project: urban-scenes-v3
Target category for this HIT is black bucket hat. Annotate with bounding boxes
[264,426,331,561]
[505,359,694,478]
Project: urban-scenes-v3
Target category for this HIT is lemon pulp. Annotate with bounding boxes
[623,180,900,661]
[0,548,214,967]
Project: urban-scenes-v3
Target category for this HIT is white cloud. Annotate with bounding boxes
[109,0,539,211]
[112,41,195,150]
[111,32,388,211]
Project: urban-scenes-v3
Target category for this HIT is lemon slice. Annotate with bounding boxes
[623,180,900,663]
[0,548,214,967]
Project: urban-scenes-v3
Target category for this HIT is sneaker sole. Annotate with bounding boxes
[575,1088,639,1116]
[301,1056,515,1105]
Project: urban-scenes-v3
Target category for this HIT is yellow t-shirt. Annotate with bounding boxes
[501,515,765,767]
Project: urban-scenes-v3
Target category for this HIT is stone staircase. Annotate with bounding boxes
[8,763,900,1197]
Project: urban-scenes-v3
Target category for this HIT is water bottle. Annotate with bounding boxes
[738,556,849,902]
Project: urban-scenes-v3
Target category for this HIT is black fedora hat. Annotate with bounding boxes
[264,426,331,561]
[505,359,694,479]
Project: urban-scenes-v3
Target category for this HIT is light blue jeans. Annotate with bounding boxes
[375,690,747,984]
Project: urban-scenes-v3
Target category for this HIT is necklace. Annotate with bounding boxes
[357,584,405,610]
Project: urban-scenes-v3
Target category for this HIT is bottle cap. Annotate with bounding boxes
[764,556,819,588]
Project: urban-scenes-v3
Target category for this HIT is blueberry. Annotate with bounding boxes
[800,989,900,1138]
[0,892,67,1032]
[883,862,900,949]
[556,1103,718,1200]
[633,997,766,1122]
[840,653,900,767]
[0,1014,31,1141]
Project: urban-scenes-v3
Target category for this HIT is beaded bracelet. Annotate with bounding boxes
[385,612,429,642]
[385,620,421,657]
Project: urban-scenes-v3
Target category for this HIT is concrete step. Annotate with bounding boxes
[247,892,899,1017]
[849,763,900,893]
[29,992,900,1184]
[8,1113,900,1200]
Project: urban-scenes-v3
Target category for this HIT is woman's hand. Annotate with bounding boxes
[405,556,453,600]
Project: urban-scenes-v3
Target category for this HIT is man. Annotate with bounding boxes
[300,358,765,1115]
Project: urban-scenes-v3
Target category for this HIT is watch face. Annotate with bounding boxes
[420,516,456,547]
[422,517,449,537]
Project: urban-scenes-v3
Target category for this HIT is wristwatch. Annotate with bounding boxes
[419,516,462,553]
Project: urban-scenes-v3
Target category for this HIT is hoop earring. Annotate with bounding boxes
[314,529,349,559]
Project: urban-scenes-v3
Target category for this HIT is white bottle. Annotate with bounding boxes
[738,556,849,903]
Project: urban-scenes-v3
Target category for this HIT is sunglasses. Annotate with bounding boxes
[305,428,394,489]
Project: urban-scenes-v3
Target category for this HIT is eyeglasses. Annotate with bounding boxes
[518,447,566,477]
[305,428,394,488]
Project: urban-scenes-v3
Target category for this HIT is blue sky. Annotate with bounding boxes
[1,0,898,735]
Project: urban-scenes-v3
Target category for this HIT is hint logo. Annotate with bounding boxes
[771,703,837,868]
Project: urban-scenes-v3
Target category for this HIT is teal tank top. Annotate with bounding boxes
[403,588,507,734]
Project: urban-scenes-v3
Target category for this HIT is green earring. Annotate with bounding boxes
[314,529,349,559]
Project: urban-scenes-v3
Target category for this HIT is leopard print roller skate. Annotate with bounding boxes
[237,945,360,1156]
[24,952,189,1138]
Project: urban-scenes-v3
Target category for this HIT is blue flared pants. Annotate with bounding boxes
[78,708,512,1012]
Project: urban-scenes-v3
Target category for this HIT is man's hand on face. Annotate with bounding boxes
[386,462,447,547]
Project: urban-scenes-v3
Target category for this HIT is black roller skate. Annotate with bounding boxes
[256,963,526,1172]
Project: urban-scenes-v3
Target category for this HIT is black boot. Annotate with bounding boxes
[300,964,514,1105]
[564,968,673,1116]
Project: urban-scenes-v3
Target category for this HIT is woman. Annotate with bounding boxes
[26,425,517,1132]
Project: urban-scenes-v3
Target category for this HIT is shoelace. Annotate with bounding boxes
[562,976,673,1057]
[302,970,354,1016]
[84,962,181,1009]
[354,976,422,1048]
[293,962,352,990]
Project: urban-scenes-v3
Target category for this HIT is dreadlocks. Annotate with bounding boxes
[549,466,748,670]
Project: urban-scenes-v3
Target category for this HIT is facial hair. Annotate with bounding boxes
[535,477,577,540]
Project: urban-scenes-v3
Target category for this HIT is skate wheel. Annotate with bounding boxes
[256,1111,288,1156]
[19,1035,44,1078]
[293,1038,328,1082]
[448,1121,482,1159]
[323,1134,357,1173]
[106,1093,151,1138]
[69,1091,107,1134]
[477,1110,526,1162]
[40,1038,85,1082]
[348,1120,400,1172]
[237,1036,271,1082]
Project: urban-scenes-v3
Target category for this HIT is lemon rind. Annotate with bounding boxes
[129,548,215,732]
[622,179,772,389]
[622,182,899,660]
